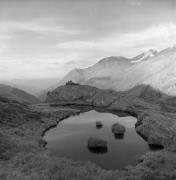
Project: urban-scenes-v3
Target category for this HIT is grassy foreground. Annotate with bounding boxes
[0,97,176,180]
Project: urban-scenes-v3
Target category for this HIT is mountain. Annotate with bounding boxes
[56,49,159,89]
[111,46,176,95]
[0,84,40,104]
[131,49,158,63]
[1,78,60,96]
[58,56,137,89]
[56,46,176,96]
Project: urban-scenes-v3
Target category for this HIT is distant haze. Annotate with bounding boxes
[0,78,60,95]
[0,0,176,80]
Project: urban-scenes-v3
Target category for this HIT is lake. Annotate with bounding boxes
[44,110,152,170]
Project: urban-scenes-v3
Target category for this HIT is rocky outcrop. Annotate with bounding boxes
[112,123,126,135]
[1,90,176,179]
[96,121,103,128]
[87,137,107,149]
[46,84,176,151]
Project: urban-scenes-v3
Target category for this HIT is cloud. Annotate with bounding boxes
[56,22,176,57]
[128,0,142,6]
[1,20,176,80]
[0,26,10,55]
[0,51,85,80]
[0,45,5,54]
[0,38,8,55]
[0,18,79,38]
[56,41,97,49]
[97,22,176,55]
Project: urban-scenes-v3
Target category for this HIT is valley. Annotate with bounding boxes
[1,82,176,179]
[1,1,176,179]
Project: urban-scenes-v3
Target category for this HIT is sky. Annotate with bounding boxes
[0,0,176,80]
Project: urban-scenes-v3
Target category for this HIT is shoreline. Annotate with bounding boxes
[41,110,81,138]
[42,104,164,170]
[1,85,176,179]
[43,103,163,149]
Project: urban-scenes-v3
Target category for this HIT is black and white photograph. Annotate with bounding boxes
[0,0,176,179]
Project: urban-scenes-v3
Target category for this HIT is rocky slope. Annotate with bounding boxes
[1,86,176,179]
[131,49,158,63]
[56,50,155,90]
[57,46,176,96]
[46,83,176,151]
[57,49,157,87]
[1,78,60,96]
[0,84,40,104]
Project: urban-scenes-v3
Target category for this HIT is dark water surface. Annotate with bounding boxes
[44,110,151,170]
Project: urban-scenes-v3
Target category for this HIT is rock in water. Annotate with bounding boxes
[96,121,103,128]
[112,123,125,135]
[87,137,107,149]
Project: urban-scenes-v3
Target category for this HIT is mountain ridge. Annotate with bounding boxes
[0,84,40,104]
[55,46,176,96]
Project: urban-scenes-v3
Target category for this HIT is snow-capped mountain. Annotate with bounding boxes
[110,46,176,94]
[58,56,133,89]
[54,46,176,96]
[131,49,158,63]
[57,49,158,88]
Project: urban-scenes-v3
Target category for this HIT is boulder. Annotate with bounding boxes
[112,123,125,135]
[96,121,103,128]
[87,137,107,149]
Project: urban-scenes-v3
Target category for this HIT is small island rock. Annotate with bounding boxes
[96,121,103,128]
[87,137,107,149]
[112,123,126,135]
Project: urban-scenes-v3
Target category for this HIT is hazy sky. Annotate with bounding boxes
[0,0,176,80]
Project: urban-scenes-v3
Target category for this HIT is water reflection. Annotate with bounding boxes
[96,121,103,129]
[113,133,124,139]
[44,110,160,170]
[96,126,103,129]
[148,144,164,151]
[88,146,108,154]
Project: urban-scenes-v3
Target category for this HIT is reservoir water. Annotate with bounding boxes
[44,110,152,170]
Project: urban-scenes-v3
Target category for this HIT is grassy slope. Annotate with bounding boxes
[0,84,40,104]
[0,95,176,180]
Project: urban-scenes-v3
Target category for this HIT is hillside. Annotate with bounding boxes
[46,83,176,150]
[112,46,176,95]
[2,83,176,179]
[0,84,40,104]
[1,78,60,96]
[58,56,134,88]
[57,47,176,95]
[57,49,158,89]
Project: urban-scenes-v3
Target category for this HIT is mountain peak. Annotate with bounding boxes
[97,56,129,65]
[131,49,158,63]
[148,48,158,54]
